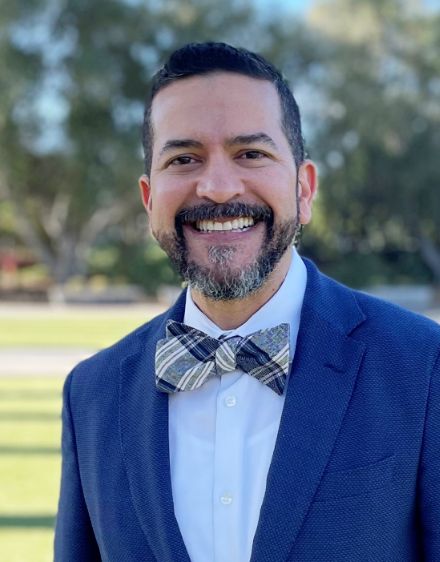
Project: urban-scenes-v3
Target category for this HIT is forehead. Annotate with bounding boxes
[150,72,284,147]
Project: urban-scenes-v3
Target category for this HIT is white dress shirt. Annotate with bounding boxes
[169,249,307,562]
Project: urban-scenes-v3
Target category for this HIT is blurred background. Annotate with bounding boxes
[0,0,439,559]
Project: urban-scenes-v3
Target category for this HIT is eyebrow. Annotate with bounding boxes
[226,133,278,150]
[158,132,278,158]
[159,139,204,158]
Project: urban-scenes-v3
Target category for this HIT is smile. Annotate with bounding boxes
[176,203,272,236]
[195,216,255,232]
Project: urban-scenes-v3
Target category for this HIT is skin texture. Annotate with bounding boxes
[139,72,318,329]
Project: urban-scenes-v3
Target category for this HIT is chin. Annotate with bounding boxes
[185,260,268,301]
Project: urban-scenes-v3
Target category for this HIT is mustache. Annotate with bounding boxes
[176,202,273,225]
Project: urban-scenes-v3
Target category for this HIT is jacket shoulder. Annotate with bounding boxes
[348,287,440,378]
[304,258,439,342]
[304,258,440,352]
[353,287,440,341]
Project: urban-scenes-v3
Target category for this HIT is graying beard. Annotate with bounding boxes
[186,259,273,301]
[154,217,300,302]
[207,245,236,265]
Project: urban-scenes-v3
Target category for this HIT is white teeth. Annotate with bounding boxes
[196,217,255,232]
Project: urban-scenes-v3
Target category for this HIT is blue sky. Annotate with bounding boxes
[257,0,307,15]
[258,0,440,15]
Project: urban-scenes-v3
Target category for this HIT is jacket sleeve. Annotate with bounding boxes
[419,348,440,560]
[54,371,101,562]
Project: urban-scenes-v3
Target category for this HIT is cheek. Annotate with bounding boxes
[253,170,297,207]
[150,181,174,206]
[153,177,193,208]
[266,189,298,217]
[149,180,192,231]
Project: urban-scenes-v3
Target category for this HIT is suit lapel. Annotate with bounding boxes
[251,260,367,562]
[119,291,191,562]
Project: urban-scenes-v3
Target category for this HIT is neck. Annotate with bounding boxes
[190,251,292,330]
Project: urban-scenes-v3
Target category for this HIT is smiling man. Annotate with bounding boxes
[55,43,440,562]
[139,69,316,327]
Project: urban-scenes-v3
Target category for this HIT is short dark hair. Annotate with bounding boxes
[142,42,305,175]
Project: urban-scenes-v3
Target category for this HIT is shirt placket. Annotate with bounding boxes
[213,372,243,562]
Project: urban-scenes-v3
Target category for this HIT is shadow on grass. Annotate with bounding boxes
[0,412,60,421]
[0,390,61,400]
[0,514,55,528]
[0,446,60,455]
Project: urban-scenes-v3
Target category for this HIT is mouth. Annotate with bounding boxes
[176,203,272,235]
[192,216,255,233]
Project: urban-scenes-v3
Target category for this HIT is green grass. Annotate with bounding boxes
[0,313,153,348]
[0,530,56,562]
[0,377,63,562]
[0,305,167,560]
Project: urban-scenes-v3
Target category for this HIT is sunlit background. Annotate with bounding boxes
[1,0,439,559]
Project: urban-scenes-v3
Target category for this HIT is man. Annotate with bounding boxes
[55,43,440,561]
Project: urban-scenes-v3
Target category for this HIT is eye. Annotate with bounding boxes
[167,155,198,167]
[238,150,267,160]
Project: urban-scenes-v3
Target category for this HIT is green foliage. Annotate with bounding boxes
[88,238,181,295]
[2,0,286,283]
[305,0,440,285]
[0,201,18,241]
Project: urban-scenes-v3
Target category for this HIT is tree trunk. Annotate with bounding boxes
[419,235,440,287]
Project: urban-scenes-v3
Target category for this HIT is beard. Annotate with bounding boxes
[154,201,301,302]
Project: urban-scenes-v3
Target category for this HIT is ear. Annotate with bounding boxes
[138,174,153,216]
[297,160,318,225]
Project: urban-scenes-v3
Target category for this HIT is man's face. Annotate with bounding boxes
[140,72,316,301]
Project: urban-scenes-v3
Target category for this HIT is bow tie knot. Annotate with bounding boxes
[215,336,241,374]
[155,320,290,395]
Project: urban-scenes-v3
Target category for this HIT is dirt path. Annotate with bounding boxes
[0,348,95,377]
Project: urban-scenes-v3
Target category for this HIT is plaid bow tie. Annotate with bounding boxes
[155,320,290,395]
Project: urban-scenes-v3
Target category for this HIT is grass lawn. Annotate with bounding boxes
[0,304,167,560]
[0,377,63,562]
[0,310,156,348]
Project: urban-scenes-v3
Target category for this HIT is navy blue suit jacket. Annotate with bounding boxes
[54,259,440,561]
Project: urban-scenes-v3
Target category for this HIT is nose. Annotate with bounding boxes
[196,156,245,203]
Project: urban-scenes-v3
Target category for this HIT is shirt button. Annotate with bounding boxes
[220,494,233,505]
[224,395,237,407]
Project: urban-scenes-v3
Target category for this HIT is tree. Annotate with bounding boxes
[303,0,440,286]
[2,0,318,289]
